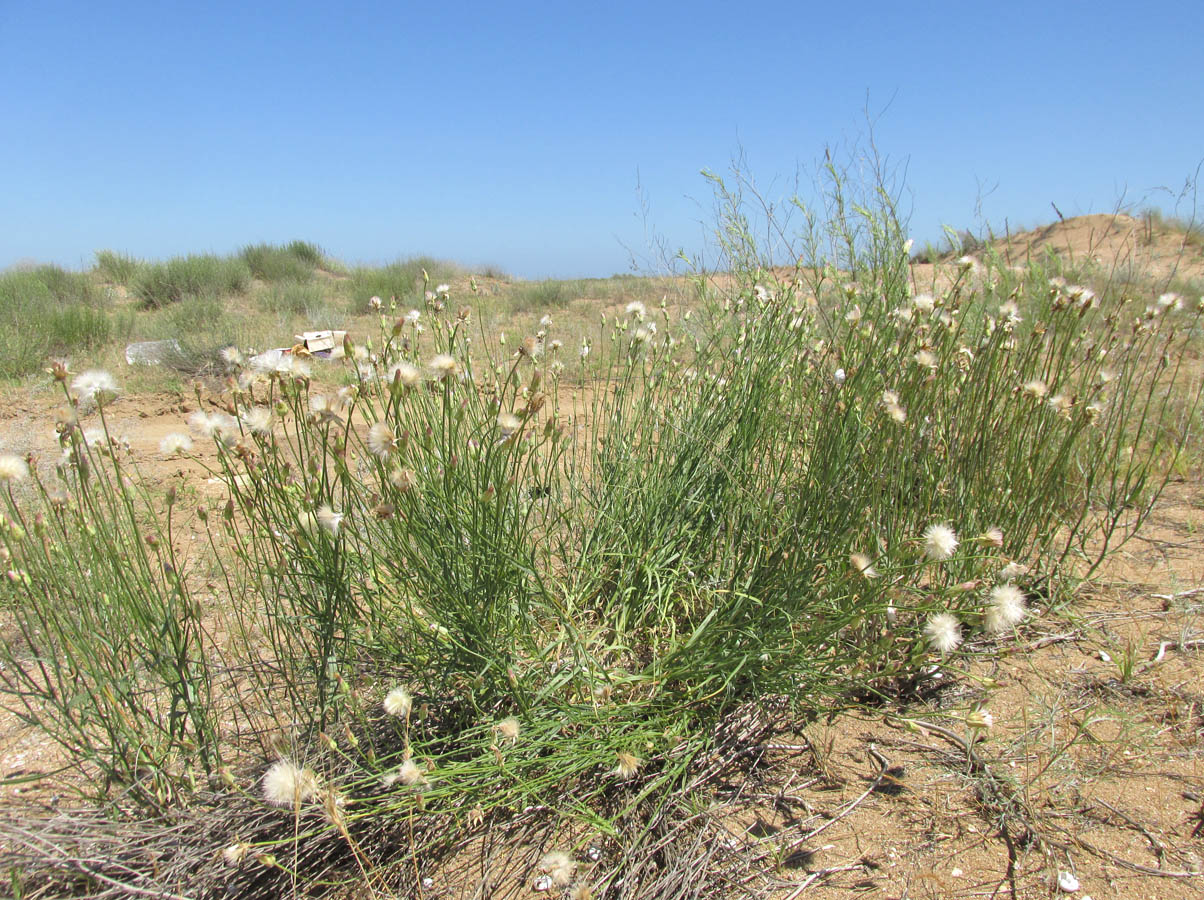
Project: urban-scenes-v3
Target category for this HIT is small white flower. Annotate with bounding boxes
[369,295,383,310]
[923,524,959,561]
[924,612,963,655]
[833,367,846,385]
[435,283,451,297]
[405,308,421,324]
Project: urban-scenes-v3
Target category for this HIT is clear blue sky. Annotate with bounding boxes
[3,0,1201,279]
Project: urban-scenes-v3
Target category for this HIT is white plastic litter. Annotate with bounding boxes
[1057,871,1080,892]
[124,339,183,366]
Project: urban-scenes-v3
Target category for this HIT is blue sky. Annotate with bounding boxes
[2,0,1201,279]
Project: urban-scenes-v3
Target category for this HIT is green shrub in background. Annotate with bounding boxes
[240,241,324,283]
[93,249,143,285]
[132,253,251,308]
[0,266,119,379]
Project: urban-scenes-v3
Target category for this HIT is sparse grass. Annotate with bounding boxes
[93,249,143,285]
[256,278,329,316]
[1141,207,1204,252]
[132,253,251,308]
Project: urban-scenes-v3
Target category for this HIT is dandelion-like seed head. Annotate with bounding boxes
[395,758,426,787]
[71,370,119,408]
[912,293,935,314]
[316,504,343,536]
[494,716,520,743]
[539,851,577,888]
[924,612,963,655]
[923,523,959,561]
[497,412,522,439]
[984,583,1027,634]
[429,354,457,380]
[1157,292,1182,310]
[405,308,421,324]
[220,346,245,368]
[387,361,422,390]
[241,406,274,435]
[367,421,397,458]
[222,843,251,865]
[1022,379,1048,400]
[1048,394,1073,417]
[383,686,412,718]
[625,300,646,320]
[0,454,29,483]
[613,751,643,780]
[262,760,319,807]
[159,433,193,456]
[389,467,418,492]
[850,552,878,579]
[914,349,938,369]
[188,410,238,440]
[980,526,1004,549]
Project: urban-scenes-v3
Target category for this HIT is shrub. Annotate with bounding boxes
[347,256,460,312]
[93,249,143,285]
[0,162,1198,895]
[240,242,322,283]
[132,254,251,308]
[0,266,116,378]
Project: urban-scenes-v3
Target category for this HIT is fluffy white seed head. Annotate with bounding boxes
[159,433,193,456]
[367,421,397,458]
[539,851,577,888]
[924,612,963,655]
[494,716,520,743]
[71,370,119,408]
[262,760,319,807]
[850,552,878,579]
[388,361,421,389]
[316,504,343,536]
[984,583,1027,634]
[383,686,412,718]
[923,523,959,561]
[0,454,29,482]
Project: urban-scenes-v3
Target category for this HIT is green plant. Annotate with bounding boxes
[0,266,119,379]
[132,254,251,308]
[93,249,143,285]
[240,242,322,283]
[346,256,460,313]
[0,158,1198,896]
[257,278,328,316]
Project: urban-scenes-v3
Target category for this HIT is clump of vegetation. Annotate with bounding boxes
[93,249,143,285]
[132,253,251,308]
[0,162,1200,897]
[0,265,122,378]
[347,256,460,312]
[240,241,325,282]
